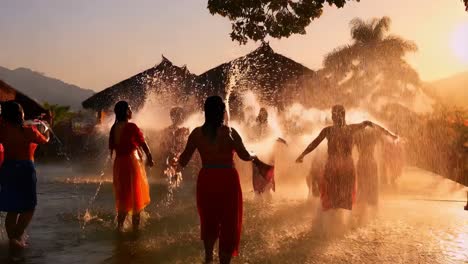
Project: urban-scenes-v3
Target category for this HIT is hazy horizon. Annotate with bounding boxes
[1,0,467,91]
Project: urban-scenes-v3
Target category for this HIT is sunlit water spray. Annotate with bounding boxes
[40,120,111,233]
[1,72,467,264]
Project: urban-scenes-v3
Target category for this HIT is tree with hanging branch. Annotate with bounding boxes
[208,0,468,44]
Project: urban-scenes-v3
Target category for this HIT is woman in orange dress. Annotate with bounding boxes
[109,101,154,232]
[178,96,258,264]
[296,105,373,211]
[0,101,49,248]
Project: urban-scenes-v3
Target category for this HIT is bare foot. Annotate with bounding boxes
[9,239,25,249]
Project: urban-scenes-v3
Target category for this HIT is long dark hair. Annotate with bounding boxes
[1,101,24,126]
[109,101,130,149]
[202,96,225,142]
[114,101,129,122]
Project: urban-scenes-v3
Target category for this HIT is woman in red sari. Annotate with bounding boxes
[109,101,154,232]
[296,105,372,211]
[178,96,257,264]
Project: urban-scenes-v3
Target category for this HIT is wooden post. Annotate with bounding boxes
[97,110,102,124]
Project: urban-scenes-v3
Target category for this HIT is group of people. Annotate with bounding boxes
[0,96,401,264]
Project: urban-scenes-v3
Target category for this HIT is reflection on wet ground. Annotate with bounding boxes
[0,166,466,263]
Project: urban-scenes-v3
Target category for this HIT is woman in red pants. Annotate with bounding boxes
[178,96,258,264]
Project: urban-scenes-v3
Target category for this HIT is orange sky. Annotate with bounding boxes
[0,0,467,91]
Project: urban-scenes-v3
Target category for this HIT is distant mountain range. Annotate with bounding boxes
[427,71,468,109]
[0,66,94,110]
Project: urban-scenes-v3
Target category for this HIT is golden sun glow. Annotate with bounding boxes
[451,22,468,64]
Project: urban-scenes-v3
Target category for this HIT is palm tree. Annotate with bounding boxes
[321,17,421,107]
[43,102,74,126]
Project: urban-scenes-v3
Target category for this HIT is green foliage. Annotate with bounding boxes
[208,1,467,44]
[208,0,359,44]
[43,102,74,126]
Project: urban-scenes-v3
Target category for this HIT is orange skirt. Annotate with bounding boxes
[113,151,150,214]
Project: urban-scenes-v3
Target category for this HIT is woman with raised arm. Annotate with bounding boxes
[0,101,50,248]
[109,101,154,233]
[296,105,372,211]
[178,96,258,264]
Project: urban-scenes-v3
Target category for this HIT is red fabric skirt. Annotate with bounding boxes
[197,168,243,256]
[320,156,356,211]
[113,152,150,214]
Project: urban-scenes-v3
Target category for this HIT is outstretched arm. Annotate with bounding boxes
[348,120,373,134]
[178,129,197,167]
[373,123,398,140]
[231,128,256,161]
[296,127,328,163]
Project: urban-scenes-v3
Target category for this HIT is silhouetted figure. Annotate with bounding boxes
[178,96,260,264]
[354,125,397,206]
[379,138,404,187]
[296,105,373,211]
[242,105,256,128]
[109,101,154,233]
[306,148,326,198]
[162,107,189,156]
[0,101,50,249]
[161,107,190,184]
[251,108,275,195]
[254,107,269,137]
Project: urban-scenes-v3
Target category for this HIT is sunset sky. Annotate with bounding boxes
[1,0,467,91]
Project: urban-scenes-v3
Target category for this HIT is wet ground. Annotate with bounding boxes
[0,165,466,264]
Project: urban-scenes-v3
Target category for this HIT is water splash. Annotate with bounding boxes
[163,157,183,206]
[79,155,111,231]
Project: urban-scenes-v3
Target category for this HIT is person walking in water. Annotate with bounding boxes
[0,101,50,248]
[296,105,373,211]
[161,107,191,184]
[250,108,275,196]
[354,124,398,207]
[109,101,154,233]
[177,96,260,264]
[379,138,405,187]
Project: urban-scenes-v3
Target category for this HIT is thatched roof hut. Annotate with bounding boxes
[195,42,317,116]
[82,56,197,112]
[83,44,320,119]
[0,80,47,119]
